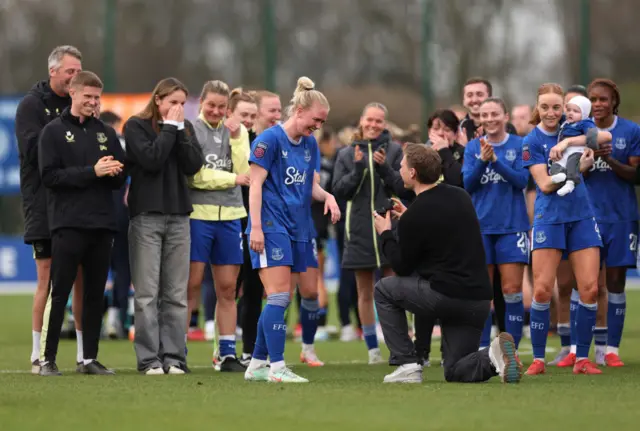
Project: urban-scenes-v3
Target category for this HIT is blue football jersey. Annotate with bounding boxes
[462,134,530,234]
[247,125,319,242]
[522,125,594,226]
[585,116,640,223]
[558,118,596,141]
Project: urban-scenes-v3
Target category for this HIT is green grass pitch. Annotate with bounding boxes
[0,293,639,430]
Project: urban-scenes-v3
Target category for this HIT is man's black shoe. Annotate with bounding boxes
[39,362,62,376]
[83,361,115,375]
[220,356,248,372]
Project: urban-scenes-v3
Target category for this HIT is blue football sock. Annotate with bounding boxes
[530,300,550,361]
[480,313,492,349]
[362,324,378,351]
[557,323,571,348]
[504,292,524,348]
[262,293,290,363]
[607,292,626,348]
[300,297,319,345]
[569,289,579,346]
[252,311,268,361]
[576,300,597,359]
[593,327,607,349]
[219,336,236,358]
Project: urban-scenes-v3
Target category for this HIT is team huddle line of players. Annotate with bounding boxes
[15,45,638,382]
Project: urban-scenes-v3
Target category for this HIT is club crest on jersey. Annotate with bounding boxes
[522,144,530,162]
[253,142,268,159]
[304,149,311,162]
[535,231,546,244]
[505,149,516,162]
[271,247,284,261]
[615,137,626,150]
[97,132,107,144]
[65,131,75,143]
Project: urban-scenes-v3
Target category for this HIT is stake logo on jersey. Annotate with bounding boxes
[205,153,233,171]
[481,167,507,185]
[247,125,321,242]
[585,116,640,223]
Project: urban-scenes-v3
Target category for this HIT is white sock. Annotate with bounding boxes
[248,357,268,369]
[577,357,587,362]
[302,343,315,353]
[557,181,575,196]
[570,344,576,354]
[559,346,570,353]
[606,346,619,355]
[270,360,285,371]
[83,359,94,365]
[76,330,84,363]
[551,173,567,184]
[31,331,41,362]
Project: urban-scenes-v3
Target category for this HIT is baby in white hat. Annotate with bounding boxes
[549,95,598,196]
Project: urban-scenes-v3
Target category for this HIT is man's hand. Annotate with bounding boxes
[225,117,241,139]
[373,210,392,235]
[94,156,123,177]
[235,174,251,186]
[373,148,386,165]
[324,193,341,224]
[390,197,407,220]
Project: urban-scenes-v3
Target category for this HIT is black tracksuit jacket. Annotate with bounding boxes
[38,108,127,232]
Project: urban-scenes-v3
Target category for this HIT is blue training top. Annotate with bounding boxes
[246,125,320,242]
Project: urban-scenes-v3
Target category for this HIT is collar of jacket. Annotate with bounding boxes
[353,129,392,150]
[198,112,223,130]
[60,106,96,127]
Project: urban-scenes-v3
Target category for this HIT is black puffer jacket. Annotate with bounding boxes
[332,130,409,269]
[16,80,72,243]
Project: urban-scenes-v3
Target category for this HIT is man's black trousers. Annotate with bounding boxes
[44,228,113,363]
[375,275,497,383]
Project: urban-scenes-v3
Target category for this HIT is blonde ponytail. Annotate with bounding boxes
[289,76,329,111]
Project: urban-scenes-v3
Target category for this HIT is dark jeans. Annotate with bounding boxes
[375,275,497,383]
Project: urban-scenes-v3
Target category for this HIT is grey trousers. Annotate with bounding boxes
[375,275,497,383]
[129,214,190,371]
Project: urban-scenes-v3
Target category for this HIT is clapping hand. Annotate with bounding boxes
[480,138,496,162]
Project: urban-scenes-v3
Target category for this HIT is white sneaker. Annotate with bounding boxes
[300,346,325,366]
[31,359,41,375]
[167,366,185,375]
[145,367,165,375]
[314,327,330,342]
[488,333,523,383]
[245,359,269,382]
[383,363,422,383]
[340,325,358,342]
[204,320,215,341]
[268,366,309,383]
[368,348,385,365]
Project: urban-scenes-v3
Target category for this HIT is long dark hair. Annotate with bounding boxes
[137,77,188,133]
